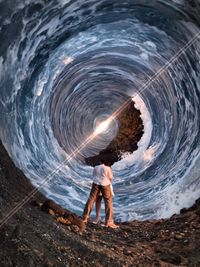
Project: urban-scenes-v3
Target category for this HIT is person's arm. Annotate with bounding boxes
[108,167,115,196]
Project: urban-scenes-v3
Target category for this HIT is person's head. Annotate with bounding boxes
[100,158,105,165]
[100,158,111,166]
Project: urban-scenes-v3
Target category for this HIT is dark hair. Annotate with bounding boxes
[100,158,105,164]
[100,158,111,166]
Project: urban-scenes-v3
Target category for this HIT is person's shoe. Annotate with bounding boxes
[82,218,88,224]
[91,219,100,225]
[105,222,119,229]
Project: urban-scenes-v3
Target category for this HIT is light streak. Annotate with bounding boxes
[0,30,200,229]
[94,118,112,135]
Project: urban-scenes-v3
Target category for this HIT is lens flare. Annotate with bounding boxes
[94,118,113,135]
[0,0,200,222]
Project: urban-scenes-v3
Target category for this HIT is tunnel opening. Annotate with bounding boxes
[85,98,144,166]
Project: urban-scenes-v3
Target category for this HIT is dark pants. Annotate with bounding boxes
[82,183,113,224]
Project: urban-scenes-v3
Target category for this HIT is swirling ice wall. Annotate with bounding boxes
[0,0,200,221]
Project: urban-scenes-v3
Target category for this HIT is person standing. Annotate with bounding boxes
[82,159,118,228]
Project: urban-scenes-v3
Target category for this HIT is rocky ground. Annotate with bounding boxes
[0,140,200,267]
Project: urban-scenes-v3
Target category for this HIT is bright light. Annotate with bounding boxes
[94,118,112,135]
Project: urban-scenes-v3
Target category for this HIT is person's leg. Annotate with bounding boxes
[82,183,100,222]
[101,185,113,224]
[101,185,119,228]
[94,193,102,223]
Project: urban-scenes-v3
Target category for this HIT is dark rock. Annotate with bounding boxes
[123,249,133,256]
[155,249,182,265]
[180,208,188,214]
[41,199,86,232]
[10,225,21,240]
[85,97,144,166]
[41,200,66,215]
[195,198,200,208]
[31,200,42,207]
[160,253,181,265]
[196,208,200,217]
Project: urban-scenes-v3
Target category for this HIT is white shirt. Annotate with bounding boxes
[93,164,113,186]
